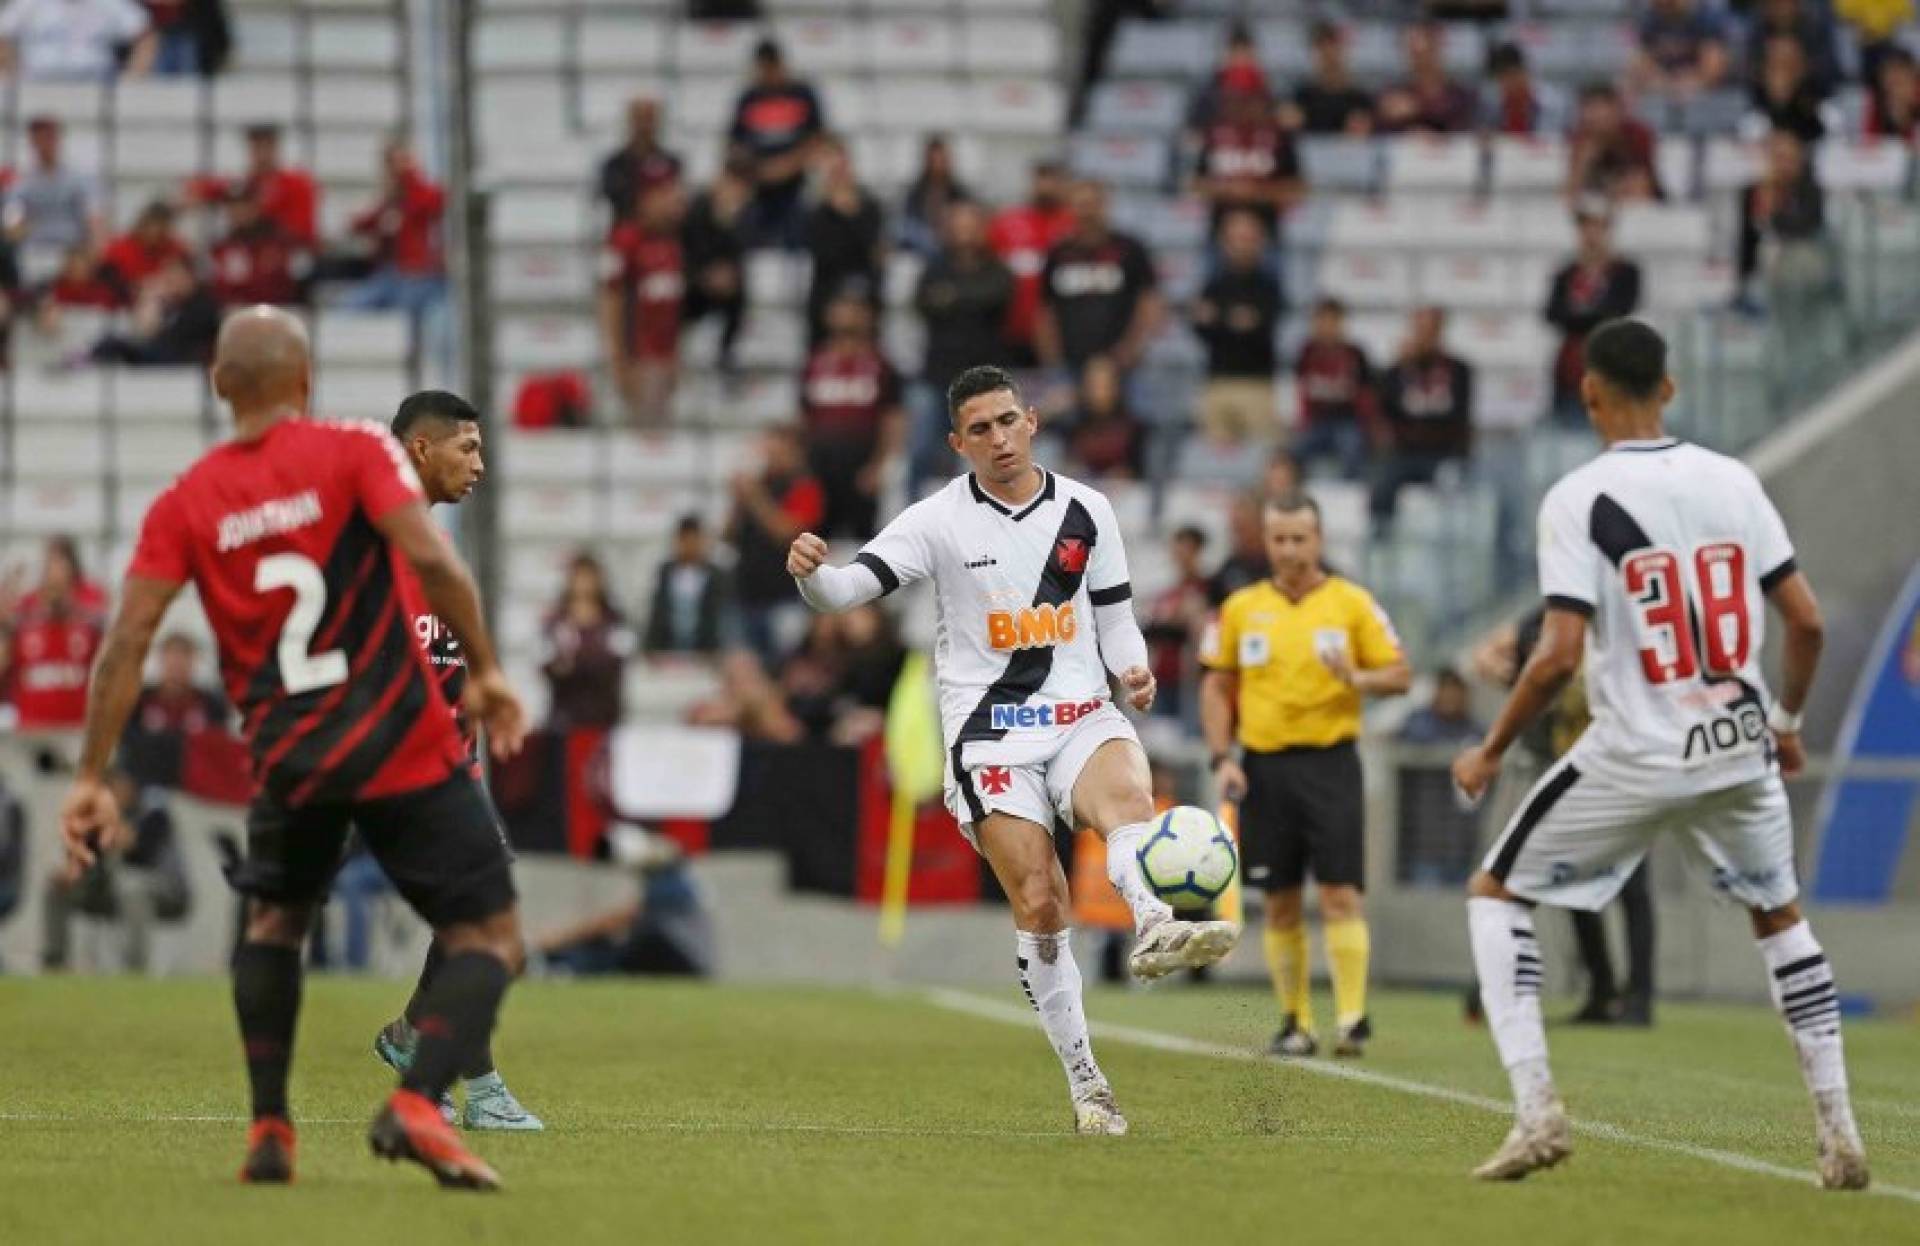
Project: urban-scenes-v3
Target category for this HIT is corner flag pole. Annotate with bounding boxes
[1217,799,1244,932]
[878,785,916,949]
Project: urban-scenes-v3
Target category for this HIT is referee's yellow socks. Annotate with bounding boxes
[1325,918,1371,1028]
[1262,925,1313,1028]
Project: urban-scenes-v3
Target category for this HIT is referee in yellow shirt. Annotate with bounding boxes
[1200,491,1410,1058]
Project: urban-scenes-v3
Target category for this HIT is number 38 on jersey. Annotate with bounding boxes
[1623,542,1750,686]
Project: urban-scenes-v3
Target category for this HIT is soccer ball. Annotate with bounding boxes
[1136,805,1238,909]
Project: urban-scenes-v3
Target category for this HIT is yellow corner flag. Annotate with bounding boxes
[1217,800,1245,934]
[880,651,944,947]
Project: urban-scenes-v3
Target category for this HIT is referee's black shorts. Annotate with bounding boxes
[1240,740,1365,892]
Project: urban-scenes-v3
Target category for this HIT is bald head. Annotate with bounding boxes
[213,306,311,417]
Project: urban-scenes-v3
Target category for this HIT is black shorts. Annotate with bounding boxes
[232,771,517,928]
[1241,741,1365,891]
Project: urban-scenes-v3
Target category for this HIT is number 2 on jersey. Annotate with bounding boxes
[255,553,348,694]
[1622,542,1750,685]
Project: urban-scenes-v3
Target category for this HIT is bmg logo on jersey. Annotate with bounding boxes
[990,697,1105,731]
[986,603,1078,651]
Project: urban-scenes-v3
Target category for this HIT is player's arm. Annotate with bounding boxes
[1198,607,1247,800]
[62,575,180,874]
[1083,499,1154,711]
[1765,570,1823,777]
[1453,607,1585,800]
[790,503,931,613]
[372,499,526,758]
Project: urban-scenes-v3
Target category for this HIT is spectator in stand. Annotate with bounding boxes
[186,124,318,248]
[730,38,825,250]
[1866,47,1919,140]
[1396,668,1483,746]
[0,0,153,79]
[1062,354,1146,481]
[1142,526,1210,720]
[8,537,105,730]
[0,229,19,357]
[1264,447,1302,499]
[542,553,636,731]
[34,242,117,335]
[1187,23,1270,134]
[40,769,189,974]
[1206,490,1268,605]
[685,649,805,744]
[987,157,1074,365]
[1378,22,1478,134]
[142,0,230,77]
[341,139,445,315]
[100,198,189,302]
[1566,84,1661,201]
[1291,296,1376,480]
[1544,197,1642,424]
[1192,208,1282,447]
[1286,22,1375,136]
[804,134,883,345]
[1836,0,1913,83]
[1628,0,1731,102]
[0,623,15,727]
[1738,127,1830,303]
[801,295,904,540]
[896,134,973,260]
[727,425,826,666]
[599,180,686,429]
[1191,80,1303,244]
[1371,305,1473,527]
[1747,0,1840,98]
[1036,180,1162,383]
[682,154,750,376]
[209,187,309,307]
[5,117,104,276]
[1076,0,1169,125]
[118,632,226,792]
[780,605,904,745]
[911,199,1013,489]
[599,96,682,230]
[88,254,218,365]
[644,515,732,657]
[1750,34,1830,144]
[1482,42,1569,136]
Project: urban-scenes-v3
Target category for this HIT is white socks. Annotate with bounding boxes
[1468,897,1557,1117]
[1017,929,1105,1099]
[1104,822,1174,933]
[1758,920,1856,1134]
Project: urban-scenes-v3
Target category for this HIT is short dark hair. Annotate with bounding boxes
[1434,665,1466,688]
[675,513,704,538]
[1313,295,1346,317]
[947,365,1021,421]
[1265,490,1322,528]
[1172,524,1208,547]
[753,37,783,65]
[1580,81,1620,104]
[1583,318,1667,401]
[1488,42,1525,75]
[392,389,480,440]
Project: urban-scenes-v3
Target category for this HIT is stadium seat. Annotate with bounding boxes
[610,431,704,484]
[671,21,762,74]
[576,17,667,71]
[503,429,602,483]
[1614,203,1711,254]
[1519,206,1578,253]
[873,79,963,133]
[1644,258,1736,311]
[1816,140,1912,194]
[1254,19,1312,78]
[491,191,592,246]
[496,315,599,371]
[816,77,873,133]
[212,76,299,126]
[668,76,743,134]
[1701,138,1764,192]
[1345,23,1402,81]
[310,17,401,70]
[866,18,957,72]
[1317,252,1415,309]
[15,427,108,478]
[5,480,106,538]
[775,18,860,73]
[1656,135,1699,200]
[113,478,169,536]
[109,369,207,423]
[1417,254,1515,309]
[230,10,298,70]
[310,75,404,129]
[111,427,206,482]
[482,137,598,188]
[1383,136,1482,193]
[311,129,385,182]
[1108,20,1215,78]
[314,367,411,416]
[1489,136,1568,193]
[112,128,202,180]
[316,311,411,365]
[732,309,806,371]
[1086,80,1187,135]
[1503,22,1588,81]
[18,81,106,126]
[607,483,700,540]
[1446,312,1555,370]
[963,19,1061,75]
[476,16,567,72]
[1473,367,1549,429]
[1299,139,1381,193]
[492,245,594,304]
[1327,199,1415,250]
[580,75,666,131]
[1416,197,1516,252]
[12,371,109,423]
[503,482,601,540]
[109,80,204,129]
[1069,134,1171,189]
[476,79,570,146]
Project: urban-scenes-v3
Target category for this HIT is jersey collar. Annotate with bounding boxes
[1608,437,1681,453]
[969,468,1054,521]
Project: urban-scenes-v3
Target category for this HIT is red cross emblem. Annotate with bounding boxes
[1054,538,1089,576]
[975,766,1013,795]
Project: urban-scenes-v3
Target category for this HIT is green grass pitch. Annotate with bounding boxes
[0,976,1915,1244]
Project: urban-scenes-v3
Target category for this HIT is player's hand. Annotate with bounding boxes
[1774,730,1807,778]
[59,776,127,881]
[1321,648,1355,687]
[465,668,528,761]
[1451,745,1502,805]
[787,532,829,579]
[1213,758,1248,803]
[1117,666,1156,713]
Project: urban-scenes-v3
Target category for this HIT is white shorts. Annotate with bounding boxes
[1482,757,1799,912]
[945,702,1139,853]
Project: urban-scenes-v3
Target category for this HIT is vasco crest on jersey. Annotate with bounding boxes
[1053,537,1090,576]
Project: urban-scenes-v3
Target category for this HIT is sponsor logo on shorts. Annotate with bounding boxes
[975,765,1013,795]
[989,698,1105,731]
[986,603,1078,651]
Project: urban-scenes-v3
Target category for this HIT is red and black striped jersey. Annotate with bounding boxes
[413,607,474,759]
[128,418,470,806]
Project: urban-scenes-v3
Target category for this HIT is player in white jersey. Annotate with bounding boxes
[789,365,1238,1136]
[1451,319,1868,1189]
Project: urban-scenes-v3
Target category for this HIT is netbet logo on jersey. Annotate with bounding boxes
[986,602,1077,651]
[990,697,1104,731]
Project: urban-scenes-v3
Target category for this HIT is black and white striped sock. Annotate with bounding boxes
[1758,921,1850,1098]
[1017,929,1105,1097]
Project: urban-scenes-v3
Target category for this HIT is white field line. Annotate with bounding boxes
[0,1111,1061,1140]
[922,987,1920,1206]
